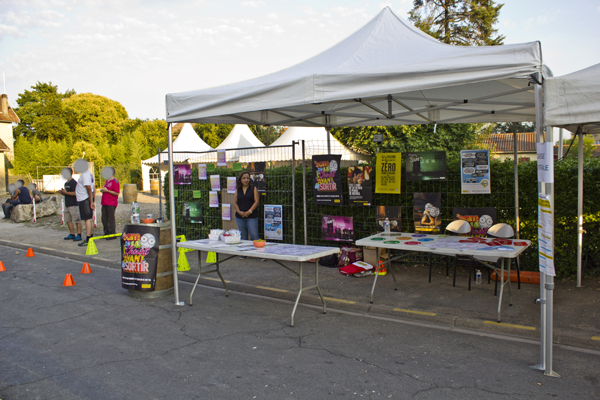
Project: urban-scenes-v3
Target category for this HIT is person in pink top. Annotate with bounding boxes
[100,167,120,239]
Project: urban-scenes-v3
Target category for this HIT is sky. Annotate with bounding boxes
[1,0,600,123]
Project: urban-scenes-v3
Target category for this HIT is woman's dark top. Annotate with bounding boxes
[235,185,258,219]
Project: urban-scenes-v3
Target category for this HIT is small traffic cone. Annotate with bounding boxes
[26,248,35,257]
[81,263,92,274]
[177,251,190,272]
[86,239,98,256]
[0,261,6,272]
[63,274,76,286]
[206,251,217,263]
[377,261,387,276]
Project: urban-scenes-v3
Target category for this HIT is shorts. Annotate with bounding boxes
[64,205,81,223]
[78,198,93,221]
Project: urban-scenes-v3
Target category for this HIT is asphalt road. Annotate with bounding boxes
[1,245,599,400]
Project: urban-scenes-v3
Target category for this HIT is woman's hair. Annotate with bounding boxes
[237,171,252,191]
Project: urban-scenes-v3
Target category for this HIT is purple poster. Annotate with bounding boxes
[174,165,191,185]
[322,215,354,242]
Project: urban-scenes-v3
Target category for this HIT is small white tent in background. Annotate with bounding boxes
[141,123,212,191]
[216,124,265,162]
[239,126,368,163]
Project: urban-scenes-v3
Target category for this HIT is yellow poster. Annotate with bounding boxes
[375,153,401,194]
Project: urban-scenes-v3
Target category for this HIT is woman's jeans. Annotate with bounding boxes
[235,217,259,240]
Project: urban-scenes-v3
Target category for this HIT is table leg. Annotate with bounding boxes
[291,262,303,327]
[389,257,398,291]
[497,258,505,322]
[315,258,326,314]
[216,252,229,297]
[370,264,380,304]
[507,258,512,306]
[190,250,202,306]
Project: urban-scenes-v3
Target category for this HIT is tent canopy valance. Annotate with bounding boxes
[166,7,549,128]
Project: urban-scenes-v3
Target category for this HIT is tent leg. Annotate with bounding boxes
[577,129,583,288]
[168,123,184,306]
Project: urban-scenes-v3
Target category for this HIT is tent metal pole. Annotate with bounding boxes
[302,140,307,246]
[158,148,162,219]
[292,141,296,245]
[513,131,520,239]
[558,128,564,158]
[577,129,583,288]
[326,115,331,155]
[168,123,184,306]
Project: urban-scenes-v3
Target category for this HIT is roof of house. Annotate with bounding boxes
[0,94,20,124]
[0,138,10,152]
[478,132,537,153]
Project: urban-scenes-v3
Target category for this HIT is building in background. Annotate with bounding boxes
[0,94,20,192]
[478,132,537,162]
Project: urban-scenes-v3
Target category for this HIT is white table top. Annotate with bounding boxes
[356,232,531,259]
[178,240,340,262]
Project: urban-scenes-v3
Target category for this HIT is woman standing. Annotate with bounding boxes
[233,171,260,241]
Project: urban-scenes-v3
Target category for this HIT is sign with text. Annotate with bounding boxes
[264,205,283,240]
[536,142,554,183]
[375,153,401,194]
[348,166,373,206]
[538,194,555,276]
[406,151,446,181]
[460,150,490,194]
[312,155,343,205]
[121,224,160,291]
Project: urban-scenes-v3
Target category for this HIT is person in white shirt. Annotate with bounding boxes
[73,159,96,247]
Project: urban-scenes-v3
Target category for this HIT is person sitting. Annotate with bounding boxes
[2,180,32,219]
[30,183,44,203]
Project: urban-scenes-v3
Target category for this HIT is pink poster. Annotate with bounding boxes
[227,177,237,194]
[222,204,231,221]
[210,175,221,191]
[217,150,227,167]
[209,191,219,208]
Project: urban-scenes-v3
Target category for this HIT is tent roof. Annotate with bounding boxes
[216,124,264,150]
[142,123,212,165]
[239,127,369,162]
[545,63,600,135]
[166,7,547,128]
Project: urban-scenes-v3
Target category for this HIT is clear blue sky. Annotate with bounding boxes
[1,0,599,122]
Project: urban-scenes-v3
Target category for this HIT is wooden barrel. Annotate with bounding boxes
[150,179,160,195]
[128,222,174,298]
[123,184,138,204]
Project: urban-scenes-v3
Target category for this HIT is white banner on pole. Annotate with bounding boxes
[536,142,554,183]
[538,194,555,276]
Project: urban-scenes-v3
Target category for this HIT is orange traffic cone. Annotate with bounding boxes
[81,263,92,274]
[26,248,35,257]
[0,261,6,272]
[377,261,387,276]
[63,274,76,286]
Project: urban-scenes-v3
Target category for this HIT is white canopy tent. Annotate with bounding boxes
[163,7,556,375]
[238,126,367,163]
[545,62,600,288]
[213,124,265,162]
[140,123,212,191]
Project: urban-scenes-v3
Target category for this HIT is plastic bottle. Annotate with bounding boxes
[131,201,140,224]
[476,270,482,285]
[384,217,391,234]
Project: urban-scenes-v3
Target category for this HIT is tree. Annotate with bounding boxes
[409,0,505,46]
[192,124,233,148]
[558,136,596,159]
[248,125,284,146]
[491,122,536,134]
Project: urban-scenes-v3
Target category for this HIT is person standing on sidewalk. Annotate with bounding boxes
[58,168,82,241]
[74,159,96,247]
[99,167,120,240]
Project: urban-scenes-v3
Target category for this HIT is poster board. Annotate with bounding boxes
[405,151,446,181]
[322,215,354,242]
[264,205,283,240]
[348,166,373,206]
[312,155,343,205]
[413,193,441,232]
[452,207,496,237]
[460,150,490,194]
[121,225,160,291]
[375,153,401,194]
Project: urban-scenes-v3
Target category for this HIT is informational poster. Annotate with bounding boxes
[536,142,554,183]
[209,191,219,208]
[174,164,192,185]
[227,177,237,194]
[222,204,231,221]
[414,193,441,232]
[183,202,203,224]
[264,204,283,240]
[248,162,267,195]
[121,224,160,291]
[376,206,402,232]
[538,194,555,276]
[210,175,221,191]
[453,207,496,237]
[348,166,373,206]
[217,150,227,167]
[406,151,446,181]
[198,164,207,180]
[312,155,343,205]
[460,150,490,194]
[375,153,401,194]
[322,215,353,242]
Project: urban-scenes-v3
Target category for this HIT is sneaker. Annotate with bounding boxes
[78,238,89,247]
[73,234,82,242]
[64,234,76,240]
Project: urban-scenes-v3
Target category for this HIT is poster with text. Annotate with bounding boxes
[198,164,207,180]
[264,204,283,240]
[217,150,227,167]
[460,150,490,194]
[406,151,446,181]
[348,166,373,206]
[183,202,203,224]
[538,194,555,276]
[452,207,496,237]
[322,215,353,242]
[227,177,237,194]
[222,204,231,221]
[375,153,401,194]
[209,191,219,208]
[121,224,160,291]
[210,175,221,191]
[249,162,267,195]
[174,164,191,185]
[376,206,402,232]
[312,155,343,205]
[413,193,441,232]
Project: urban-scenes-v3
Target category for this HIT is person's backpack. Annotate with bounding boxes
[319,253,339,268]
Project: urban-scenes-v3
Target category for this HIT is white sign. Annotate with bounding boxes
[538,194,555,276]
[460,150,490,194]
[264,205,283,240]
[536,142,554,183]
